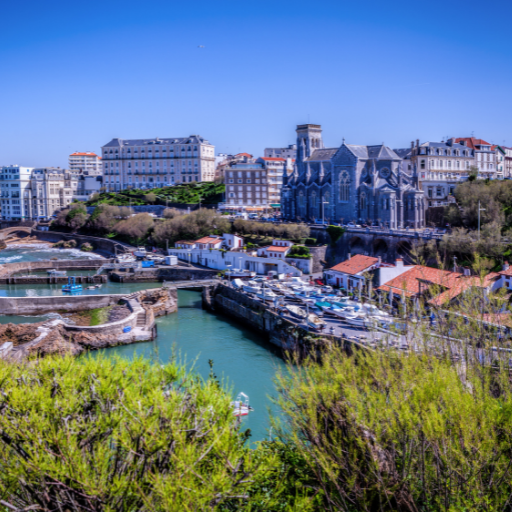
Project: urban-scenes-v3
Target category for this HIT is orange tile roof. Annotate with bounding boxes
[499,267,512,276]
[329,255,379,276]
[378,266,458,297]
[265,246,290,252]
[429,273,500,306]
[454,137,491,149]
[70,152,98,157]
[176,240,195,245]
[195,236,222,244]
[260,157,286,161]
[235,153,253,158]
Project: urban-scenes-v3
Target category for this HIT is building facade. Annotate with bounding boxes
[493,145,506,178]
[264,144,297,159]
[0,166,34,220]
[256,157,292,207]
[69,152,102,175]
[101,136,215,191]
[0,166,103,221]
[504,147,512,179]
[454,137,496,179]
[395,139,475,207]
[224,162,268,208]
[282,124,425,228]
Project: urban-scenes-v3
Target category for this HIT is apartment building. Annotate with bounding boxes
[504,147,512,179]
[493,145,507,178]
[101,136,215,192]
[69,152,102,175]
[224,162,268,208]
[0,166,34,220]
[256,157,293,207]
[395,139,475,207]
[0,166,103,221]
[454,137,496,179]
[264,144,297,159]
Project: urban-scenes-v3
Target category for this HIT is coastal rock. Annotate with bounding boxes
[0,322,45,346]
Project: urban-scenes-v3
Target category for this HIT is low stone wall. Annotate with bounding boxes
[32,230,133,256]
[0,275,107,285]
[309,245,328,273]
[0,293,125,316]
[285,257,312,275]
[0,258,111,278]
[110,267,218,282]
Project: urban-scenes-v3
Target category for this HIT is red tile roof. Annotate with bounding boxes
[176,240,195,245]
[260,157,286,161]
[69,152,98,157]
[454,137,491,149]
[378,266,458,297]
[329,255,379,276]
[265,246,289,252]
[195,236,222,244]
[428,273,500,306]
[235,153,253,158]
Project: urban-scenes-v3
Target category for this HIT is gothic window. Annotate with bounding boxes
[339,172,350,202]
[298,191,305,207]
[360,191,367,211]
[310,191,317,207]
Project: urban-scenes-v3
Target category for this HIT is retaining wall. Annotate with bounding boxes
[0,258,111,277]
[110,267,218,282]
[0,293,125,315]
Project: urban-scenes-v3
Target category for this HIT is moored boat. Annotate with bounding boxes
[47,269,67,277]
[231,392,253,417]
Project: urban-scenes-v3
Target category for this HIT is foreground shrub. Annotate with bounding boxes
[274,347,512,511]
[80,242,93,252]
[0,355,274,511]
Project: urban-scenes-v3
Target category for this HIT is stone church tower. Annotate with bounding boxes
[296,124,324,166]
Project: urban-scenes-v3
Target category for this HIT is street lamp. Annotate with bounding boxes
[478,200,486,239]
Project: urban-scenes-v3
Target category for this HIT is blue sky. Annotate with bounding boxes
[1,0,511,168]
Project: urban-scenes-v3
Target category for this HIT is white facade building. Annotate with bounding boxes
[264,144,297,159]
[454,137,496,179]
[69,152,102,175]
[0,166,34,220]
[101,136,215,192]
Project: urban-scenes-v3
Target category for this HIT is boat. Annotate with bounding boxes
[231,392,253,417]
[256,289,278,301]
[47,269,66,277]
[134,246,147,257]
[243,281,261,294]
[284,305,307,319]
[62,276,82,293]
[362,304,393,323]
[305,313,326,331]
[225,269,256,279]
[117,254,136,263]
[315,301,344,315]
[343,310,369,328]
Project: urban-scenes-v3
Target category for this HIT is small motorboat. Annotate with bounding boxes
[343,311,369,328]
[231,392,253,417]
[225,268,256,279]
[305,313,326,331]
[47,269,67,277]
[285,305,307,319]
[134,246,147,258]
[243,281,261,295]
[315,301,343,315]
[62,277,82,294]
[256,289,278,301]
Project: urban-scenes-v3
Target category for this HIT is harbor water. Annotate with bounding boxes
[0,244,286,441]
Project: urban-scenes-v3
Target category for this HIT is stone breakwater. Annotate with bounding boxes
[0,287,178,362]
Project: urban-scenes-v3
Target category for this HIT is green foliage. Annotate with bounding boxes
[326,225,345,246]
[304,238,317,246]
[287,245,311,259]
[0,355,276,511]
[80,242,94,252]
[274,346,512,511]
[233,220,310,241]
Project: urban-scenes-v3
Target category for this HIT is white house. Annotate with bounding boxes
[257,239,293,259]
[195,236,223,250]
[324,254,381,290]
[222,233,244,250]
[176,241,197,249]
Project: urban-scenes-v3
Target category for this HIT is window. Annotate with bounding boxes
[339,172,350,202]
[420,160,426,170]
[360,191,367,211]
[310,191,317,207]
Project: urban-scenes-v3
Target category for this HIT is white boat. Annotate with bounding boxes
[256,289,278,301]
[343,310,369,328]
[117,254,136,263]
[362,304,392,323]
[133,246,147,257]
[225,269,256,279]
[47,269,66,277]
[284,305,307,319]
[306,313,326,331]
[243,281,261,294]
[231,392,253,417]
[232,278,244,289]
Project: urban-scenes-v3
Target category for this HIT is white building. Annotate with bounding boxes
[0,166,34,220]
[454,137,496,179]
[256,157,292,207]
[257,240,293,259]
[101,136,216,192]
[324,254,381,290]
[69,152,102,175]
[264,144,297,159]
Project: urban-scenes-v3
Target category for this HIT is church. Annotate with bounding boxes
[281,124,425,229]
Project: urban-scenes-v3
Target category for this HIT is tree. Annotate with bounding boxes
[54,203,89,232]
[144,192,157,204]
[114,213,154,242]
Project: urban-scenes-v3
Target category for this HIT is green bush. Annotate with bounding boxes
[304,237,317,246]
[80,242,94,252]
[287,245,311,259]
[326,225,345,245]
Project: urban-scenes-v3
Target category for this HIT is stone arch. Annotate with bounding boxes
[349,236,366,255]
[373,238,389,258]
[396,240,413,264]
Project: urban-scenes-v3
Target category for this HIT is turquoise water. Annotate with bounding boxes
[0,245,286,441]
[99,290,286,442]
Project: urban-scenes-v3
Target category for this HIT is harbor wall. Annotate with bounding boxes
[110,267,218,282]
[0,293,125,315]
[0,258,112,277]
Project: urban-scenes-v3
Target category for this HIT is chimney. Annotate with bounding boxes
[416,139,419,148]
[463,268,471,276]
[347,253,351,260]
[378,256,382,265]
[411,141,414,150]
[503,261,510,271]
[395,258,403,268]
